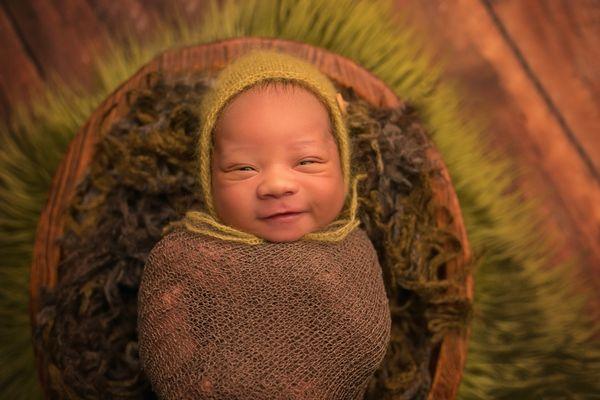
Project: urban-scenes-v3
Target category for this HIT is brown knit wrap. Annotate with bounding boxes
[137,227,391,399]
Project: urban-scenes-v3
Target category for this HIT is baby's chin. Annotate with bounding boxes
[258,229,309,243]
[249,222,312,243]
[253,220,323,243]
[222,213,341,243]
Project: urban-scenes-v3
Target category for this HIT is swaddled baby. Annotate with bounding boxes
[138,50,391,399]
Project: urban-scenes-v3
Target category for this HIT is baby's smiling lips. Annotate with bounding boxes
[260,210,306,221]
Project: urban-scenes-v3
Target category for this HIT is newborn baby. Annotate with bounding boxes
[210,77,345,243]
[138,50,391,399]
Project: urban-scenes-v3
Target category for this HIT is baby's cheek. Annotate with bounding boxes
[330,186,347,221]
[309,176,346,225]
[213,183,252,225]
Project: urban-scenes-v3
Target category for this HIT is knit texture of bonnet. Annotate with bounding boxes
[177,50,365,244]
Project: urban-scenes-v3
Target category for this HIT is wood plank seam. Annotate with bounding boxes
[1,1,46,80]
[480,0,600,183]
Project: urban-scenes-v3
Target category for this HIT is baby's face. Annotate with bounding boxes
[211,85,346,242]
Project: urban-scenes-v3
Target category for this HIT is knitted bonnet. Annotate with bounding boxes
[180,49,364,244]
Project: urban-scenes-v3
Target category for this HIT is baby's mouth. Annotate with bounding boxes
[261,211,306,222]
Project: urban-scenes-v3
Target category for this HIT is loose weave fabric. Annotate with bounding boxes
[138,226,391,399]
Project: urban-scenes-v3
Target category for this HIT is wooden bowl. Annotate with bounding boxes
[30,37,473,399]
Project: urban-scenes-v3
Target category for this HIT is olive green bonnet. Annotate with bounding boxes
[180,49,364,244]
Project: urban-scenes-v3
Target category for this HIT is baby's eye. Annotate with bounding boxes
[237,166,255,172]
[299,159,318,166]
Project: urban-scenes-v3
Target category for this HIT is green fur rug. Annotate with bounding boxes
[1,0,598,398]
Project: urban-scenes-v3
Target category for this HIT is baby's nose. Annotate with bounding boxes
[256,171,299,198]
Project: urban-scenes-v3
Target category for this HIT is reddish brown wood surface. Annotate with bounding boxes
[394,0,600,306]
[30,38,472,399]
[2,0,109,89]
[87,0,159,39]
[492,0,600,174]
[0,6,43,119]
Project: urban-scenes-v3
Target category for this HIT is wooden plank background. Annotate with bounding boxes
[394,0,600,309]
[1,0,598,308]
